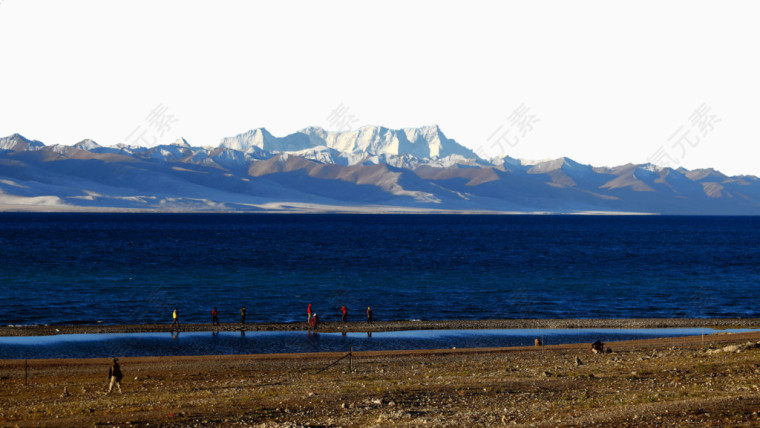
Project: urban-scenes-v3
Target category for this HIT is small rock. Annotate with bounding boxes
[723,345,740,353]
[575,356,583,366]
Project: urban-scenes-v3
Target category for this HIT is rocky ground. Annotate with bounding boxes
[4,329,760,427]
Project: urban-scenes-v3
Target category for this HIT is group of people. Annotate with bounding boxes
[170,306,248,330]
[168,304,374,329]
[306,303,373,330]
[211,306,247,325]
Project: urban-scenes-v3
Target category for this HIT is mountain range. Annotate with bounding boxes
[1,125,759,214]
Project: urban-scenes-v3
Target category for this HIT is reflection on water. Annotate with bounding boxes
[0,328,756,359]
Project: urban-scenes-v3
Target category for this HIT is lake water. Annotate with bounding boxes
[1,213,760,326]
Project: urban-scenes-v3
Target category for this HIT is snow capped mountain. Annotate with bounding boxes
[0,126,480,169]
[0,133,44,152]
[300,125,476,159]
[287,145,349,166]
[73,139,101,151]
[216,125,476,162]
[219,128,314,153]
[219,128,271,152]
[3,126,760,214]
[171,138,191,147]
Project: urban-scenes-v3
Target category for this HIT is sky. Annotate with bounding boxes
[1,0,758,176]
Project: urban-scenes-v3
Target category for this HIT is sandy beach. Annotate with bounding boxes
[3,320,760,426]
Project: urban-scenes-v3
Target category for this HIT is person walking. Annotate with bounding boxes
[340,305,347,323]
[366,306,373,323]
[170,308,179,329]
[107,358,123,394]
[240,306,247,324]
[307,303,312,323]
[211,307,219,325]
[309,313,319,330]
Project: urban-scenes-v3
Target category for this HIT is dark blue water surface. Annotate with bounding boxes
[2,328,754,359]
[1,213,760,326]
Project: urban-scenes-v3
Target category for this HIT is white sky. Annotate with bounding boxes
[1,0,759,176]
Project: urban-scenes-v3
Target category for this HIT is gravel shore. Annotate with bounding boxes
[4,330,760,426]
[3,318,760,337]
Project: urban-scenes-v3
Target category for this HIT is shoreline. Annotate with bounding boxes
[4,330,760,363]
[4,331,760,426]
[3,317,760,337]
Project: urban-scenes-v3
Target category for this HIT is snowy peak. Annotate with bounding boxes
[171,138,191,148]
[401,125,444,157]
[219,128,276,152]
[0,133,44,152]
[322,126,403,156]
[73,139,101,151]
[640,163,668,173]
[0,125,476,163]
[242,125,476,160]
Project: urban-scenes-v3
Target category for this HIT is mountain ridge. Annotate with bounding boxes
[1,127,759,214]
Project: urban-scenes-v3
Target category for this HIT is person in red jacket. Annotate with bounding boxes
[340,305,347,323]
[309,313,319,330]
[211,307,219,325]
[307,303,312,323]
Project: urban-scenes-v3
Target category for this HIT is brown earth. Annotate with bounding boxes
[3,328,760,427]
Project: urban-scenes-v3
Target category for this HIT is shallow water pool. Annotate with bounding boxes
[0,328,754,359]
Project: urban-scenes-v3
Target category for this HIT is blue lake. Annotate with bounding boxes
[2,213,760,325]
